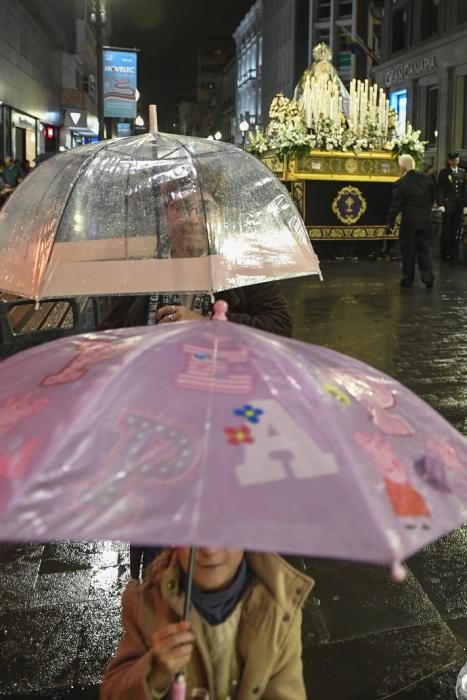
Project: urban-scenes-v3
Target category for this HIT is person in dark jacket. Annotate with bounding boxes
[101,180,293,580]
[2,156,23,187]
[437,152,467,261]
[103,282,292,581]
[387,154,436,289]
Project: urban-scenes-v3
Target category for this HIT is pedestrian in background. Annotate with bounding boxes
[0,164,13,209]
[437,152,467,261]
[2,156,23,188]
[387,154,436,289]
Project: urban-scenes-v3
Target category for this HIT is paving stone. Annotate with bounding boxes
[30,570,93,608]
[407,526,467,621]
[301,558,441,644]
[74,602,122,686]
[0,605,84,694]
[0,561,41,612]
[304,621,465,699]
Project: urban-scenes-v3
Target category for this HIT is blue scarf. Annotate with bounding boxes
[180,558,253,625]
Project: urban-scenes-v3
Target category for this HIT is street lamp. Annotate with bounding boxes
[239,119,249,149]
[214,131,222,141]
[90,1,106,141]
[135,115,144,127]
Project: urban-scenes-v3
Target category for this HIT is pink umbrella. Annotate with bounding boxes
[1,307,467,579]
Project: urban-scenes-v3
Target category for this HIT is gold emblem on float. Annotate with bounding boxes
[332,186,367,225]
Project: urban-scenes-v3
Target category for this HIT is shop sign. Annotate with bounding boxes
[384,56,437,87]
[11,112,36,129]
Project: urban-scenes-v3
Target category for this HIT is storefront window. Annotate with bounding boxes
[392,6,408,53]
[11,111,37,165]
[420,0,439,40]
[338,0,353,18]
[390,89,408,132]
[316,27,330,46]
[317,0,331,21]
[425,86,438,145]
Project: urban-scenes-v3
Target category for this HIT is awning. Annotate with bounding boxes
[69,127,98,136]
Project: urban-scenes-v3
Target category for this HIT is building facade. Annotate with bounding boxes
[308,0,378,85]
[372,0,467,168]
[177,99,199,136]
[197,39,234,138]
[0,0,109,163]
[233,0,262,136]
[0,0,65,162]
[214,57,236,143]
[261,0,309,120]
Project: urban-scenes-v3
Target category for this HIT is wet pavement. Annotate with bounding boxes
[1,259,467,699]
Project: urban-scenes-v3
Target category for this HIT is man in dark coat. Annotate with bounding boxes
[101,282,292,581]
[437,152,467,261]
[101,172,294,580]
[387,154,436,288]
[101,282,293,337]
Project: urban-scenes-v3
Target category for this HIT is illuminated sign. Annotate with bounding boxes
[103,48,138,118]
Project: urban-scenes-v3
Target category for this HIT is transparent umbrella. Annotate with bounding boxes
[0,133,320,300]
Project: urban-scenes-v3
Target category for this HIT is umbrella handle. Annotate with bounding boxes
[170,673,187,700]
[391,562,407,582]
[183,546,196,620]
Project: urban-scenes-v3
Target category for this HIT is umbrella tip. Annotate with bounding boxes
[391,562,407,583]
[212,300,228,321]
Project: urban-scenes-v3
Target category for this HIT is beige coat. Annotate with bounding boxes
[101,551,314,700]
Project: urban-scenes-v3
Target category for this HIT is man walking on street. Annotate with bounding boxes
[387,154,436,289]
[437,152,467,261]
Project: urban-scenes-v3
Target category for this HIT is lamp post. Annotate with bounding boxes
[90,1,106,141]
[239,119,249,149]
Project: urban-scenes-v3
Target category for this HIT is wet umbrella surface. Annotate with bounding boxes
[0,133,320,300]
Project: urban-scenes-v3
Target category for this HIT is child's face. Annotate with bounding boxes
[177,547,244,591]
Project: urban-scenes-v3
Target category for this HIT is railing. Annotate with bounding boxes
[0,296,104,360]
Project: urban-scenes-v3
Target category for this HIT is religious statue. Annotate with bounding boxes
[294,42,350,128]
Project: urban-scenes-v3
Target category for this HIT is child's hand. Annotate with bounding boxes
[151,621,195,685]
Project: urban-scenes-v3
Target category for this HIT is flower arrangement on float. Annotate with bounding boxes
[248,90,426,166]
[248,46,427,166]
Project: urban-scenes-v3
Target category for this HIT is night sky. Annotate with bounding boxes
[111,0,254,130]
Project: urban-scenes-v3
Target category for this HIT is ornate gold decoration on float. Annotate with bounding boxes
[332,186,367,225]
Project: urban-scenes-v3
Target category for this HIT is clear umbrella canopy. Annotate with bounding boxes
[0,133,320,300]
